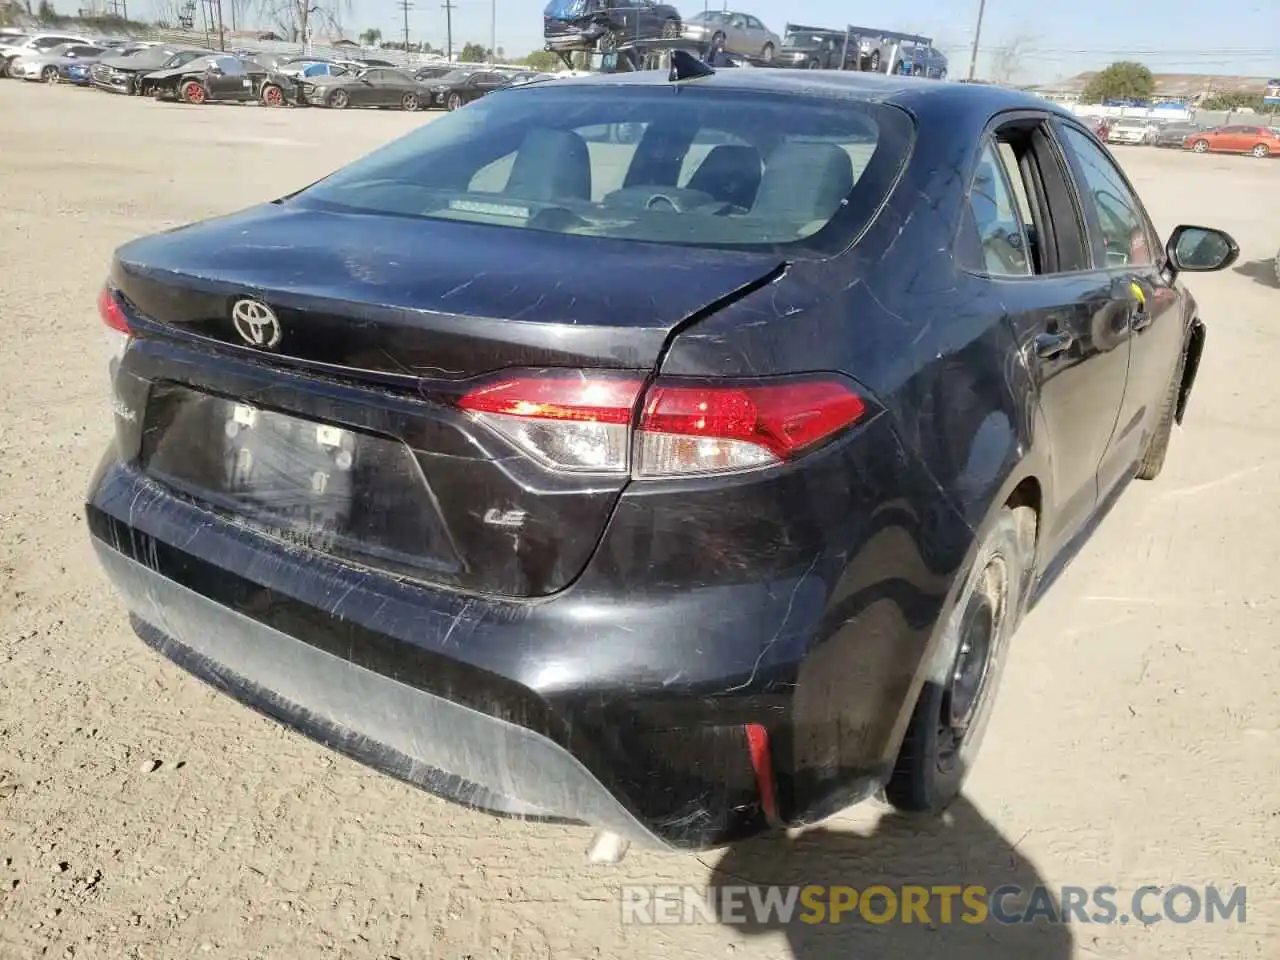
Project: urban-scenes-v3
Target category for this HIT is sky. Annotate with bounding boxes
[157,0,1278,83]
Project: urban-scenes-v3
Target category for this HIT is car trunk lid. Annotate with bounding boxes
[109,203,785,598]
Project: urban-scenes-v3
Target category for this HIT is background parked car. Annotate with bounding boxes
[1152,122,1203,147]
[11,42,106,83]
[142,54,268,104]
[1186,124,1280,157]
[1106,117,1154,145]
[413,64,455,82]
[774,24,855,69]
[681,10,780,61]
[543,0,681,52]
[892,41,947,78]
[91,46,211,94]
[301,66,428,110]
[1,32,92,77]
[426,68,513,110]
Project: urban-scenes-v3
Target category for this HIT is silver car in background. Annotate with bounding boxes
[681,10,781,61]
[12,42,108,82]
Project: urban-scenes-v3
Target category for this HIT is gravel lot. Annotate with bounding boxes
[0,80,1277,960]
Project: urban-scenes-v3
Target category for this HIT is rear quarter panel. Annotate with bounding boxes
[655,95,1050,815]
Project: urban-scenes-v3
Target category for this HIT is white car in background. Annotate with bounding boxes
[1107,118,1156,145]
[1,32,93,77]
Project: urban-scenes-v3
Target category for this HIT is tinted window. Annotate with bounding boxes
[544,0,587,17]
[1061,126,1156,267]
[294,86,914,255]
[964,142,1031,276]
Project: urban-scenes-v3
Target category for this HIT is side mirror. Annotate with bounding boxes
[1166,225,1240,273]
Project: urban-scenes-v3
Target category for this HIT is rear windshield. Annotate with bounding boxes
[292,84,913,256]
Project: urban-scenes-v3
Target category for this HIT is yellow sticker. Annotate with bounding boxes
[1130,281,1146,306]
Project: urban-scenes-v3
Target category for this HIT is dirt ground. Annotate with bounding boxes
[0,80,1277,960]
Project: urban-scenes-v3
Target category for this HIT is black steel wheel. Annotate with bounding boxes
[885,506,1034,813]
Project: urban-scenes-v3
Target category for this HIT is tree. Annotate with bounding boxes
[256,0,352,45]
[522,49,560,72]
[358,27,381,46]
[1081,61,1155,104]
[35,0,55,20]
[458,41,487,63]
[988,33,1034,85]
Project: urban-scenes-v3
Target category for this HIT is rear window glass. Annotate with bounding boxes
[292,84,914,256]
[544,0,588,18]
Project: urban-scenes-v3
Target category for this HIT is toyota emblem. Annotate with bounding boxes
[231,299,282,348]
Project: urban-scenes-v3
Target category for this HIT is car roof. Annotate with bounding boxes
[543,68,1069,118]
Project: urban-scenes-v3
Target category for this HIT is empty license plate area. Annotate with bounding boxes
[139,385,459,577]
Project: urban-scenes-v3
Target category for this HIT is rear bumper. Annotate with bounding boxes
[96,541,655,840]
[88,450,918,849]
[87,360,942,848]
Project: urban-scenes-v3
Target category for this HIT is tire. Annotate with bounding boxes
[1250,143,1270,158]
[181,79,206,104]
[401,91,419,111]
[938,69,947,80]
[884,505,1035,814]
[806,58,820,70]
[327,88,349,109]
[869,50,881,71]
[42,66,58,83]
[1191,139,1209,154]
[1274,248,1280,287]
[662,19,681,40]
[260,82,284,107]
[1136,344,1187,481]
[447,92,462,111]
[760,42,774,62]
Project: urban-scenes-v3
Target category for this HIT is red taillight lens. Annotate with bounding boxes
[97,285,130,334]
[456,371,865,478]
[458,372,645,473]
[635,378,865,477]
[98,284,132,364]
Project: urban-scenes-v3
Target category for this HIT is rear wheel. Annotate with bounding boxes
[760,42,774,61]
[260,82,284,107]
[885,506,1034,813]
[447,92,463,111]
[1191,138,1209,153]
[42,65,58,83]
[181,80,206,104]
[869,49,881,71]
[1136,345,1187,481]
[328,88,349,109]
[401,91,419,111]
[1250,143,1270,158]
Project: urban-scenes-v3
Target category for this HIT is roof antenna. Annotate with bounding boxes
[668,49,715,82]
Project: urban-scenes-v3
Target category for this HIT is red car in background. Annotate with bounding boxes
[1185,124,1280,158]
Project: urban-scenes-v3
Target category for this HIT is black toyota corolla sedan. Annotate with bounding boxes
[87,63,1237,853]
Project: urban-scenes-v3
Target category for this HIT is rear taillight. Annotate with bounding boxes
[456,371,865,478]
[636,379,865,477]
[97,284,131,363]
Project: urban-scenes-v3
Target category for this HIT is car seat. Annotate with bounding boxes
[504,128,592,203]
[752,142,854,226]
[685,144,763,210]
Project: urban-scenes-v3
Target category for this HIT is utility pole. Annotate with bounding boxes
[966,0,986,81]
[397,0,412,54]
[441,0,455,61]
[215,0,225,50]
[490,0,496,62]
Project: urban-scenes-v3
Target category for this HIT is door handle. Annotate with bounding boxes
[1130,303,1153,332]
[1035,331,1074,360]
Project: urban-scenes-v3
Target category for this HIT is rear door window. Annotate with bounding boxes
[1059,125,1158,268]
